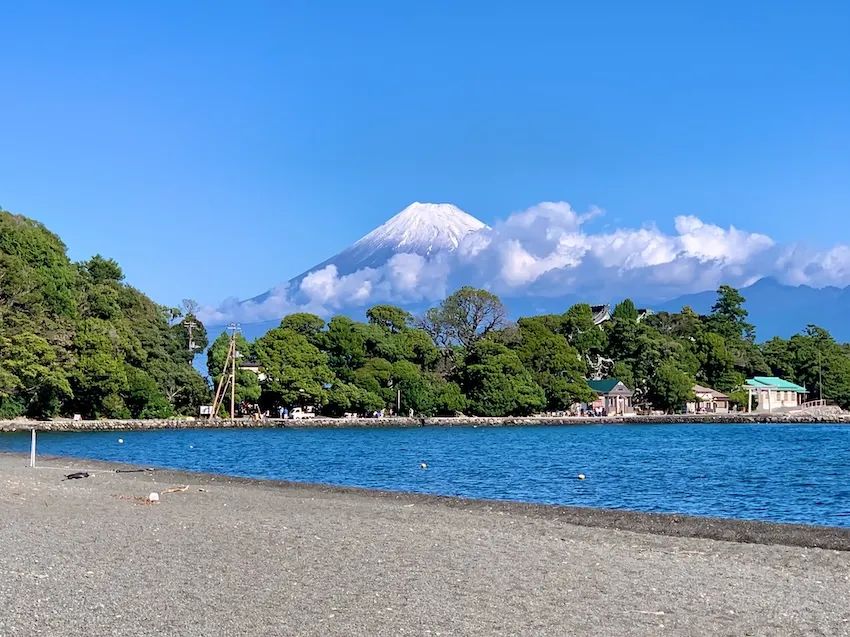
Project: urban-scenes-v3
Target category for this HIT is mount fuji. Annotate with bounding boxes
[223,203,487,341]
[248,202,487,307]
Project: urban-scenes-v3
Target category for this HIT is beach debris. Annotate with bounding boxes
[114,468,154,473]
[162,485,189,494]
[63,472,91,481]
[148,492,160,503]
[113,494,159,505]
[577,474,586,480]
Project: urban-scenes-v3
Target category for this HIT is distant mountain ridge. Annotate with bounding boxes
[226,278,850,345]
[652,278,850,341]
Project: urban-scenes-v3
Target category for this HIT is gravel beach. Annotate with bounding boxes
[2,454,849,636]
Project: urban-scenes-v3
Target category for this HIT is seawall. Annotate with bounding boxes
[2,412,849,432]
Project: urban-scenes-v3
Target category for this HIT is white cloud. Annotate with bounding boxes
[198,201,850,324]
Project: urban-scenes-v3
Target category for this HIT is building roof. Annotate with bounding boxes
[692,384,729,399]
[588,379,625,393]
[745,377,808,393]
[590,304,611,325]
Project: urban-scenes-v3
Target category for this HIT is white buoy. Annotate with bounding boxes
[420,463,428,469]
[148,492,160,502]
[118,438,124,444]
[577,474,586,480]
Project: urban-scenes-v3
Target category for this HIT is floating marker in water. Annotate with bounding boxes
[577,474,586,480]
[118,438,124,444]
[420,463,428,469]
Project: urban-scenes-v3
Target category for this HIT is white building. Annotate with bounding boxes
[745,377,808,412]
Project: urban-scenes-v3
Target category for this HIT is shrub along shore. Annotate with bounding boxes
[2,412,850,432]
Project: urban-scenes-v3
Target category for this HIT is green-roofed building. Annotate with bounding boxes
[744,376,808,412]
[587,379,634,415]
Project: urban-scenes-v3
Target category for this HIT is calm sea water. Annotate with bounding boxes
[2,424,849,527]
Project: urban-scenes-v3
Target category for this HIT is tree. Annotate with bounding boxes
[707,285,755,342]
[427,287,508,348]
[394,328,440,369]
[254,327,334,408]
[611,299,639,322]
[83,255,124,284]
[324,382,385,417]
[432,380,467,415]
[612,361,635,391]
[280,313,327,347]
[68,319,130,418]
[0,332,72,417]
[123,367,173,419]
[324,316,369,380]
[0,207,225,420]
[562,303,606,358]
[696,332,740,392]
[181,299,200,316]
[366,305,413,334]
[514,318,593,410]
[646,359,695,414]
[460,340,546,416]
[353,358,394,403]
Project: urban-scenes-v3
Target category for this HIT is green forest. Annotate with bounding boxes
[0,209,210,419]
[212,284,850,418]
[3,207,850,420]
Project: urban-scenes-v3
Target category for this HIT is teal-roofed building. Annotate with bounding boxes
[587,379,634,415]
[744,377,808,412]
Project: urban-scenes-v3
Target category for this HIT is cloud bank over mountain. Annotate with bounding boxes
[200,201,850,325]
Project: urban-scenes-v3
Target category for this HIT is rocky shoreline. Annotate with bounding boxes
[2,412,849,432]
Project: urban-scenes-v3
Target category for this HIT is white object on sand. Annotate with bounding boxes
[148,492,160,502]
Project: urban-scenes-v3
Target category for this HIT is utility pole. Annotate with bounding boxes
[209,323,241,421]
[185,320,197,353]
[819,348,823,402]
[229,322,241,421]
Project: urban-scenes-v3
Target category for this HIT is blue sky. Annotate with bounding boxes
[2,0,848,310]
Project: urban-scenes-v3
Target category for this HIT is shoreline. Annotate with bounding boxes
[4,452,849,635]
[2,411,850,432]
[5,451,850,551]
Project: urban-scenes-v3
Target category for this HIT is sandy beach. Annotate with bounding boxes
[2,453,849,636]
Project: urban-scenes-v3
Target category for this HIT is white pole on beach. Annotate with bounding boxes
[30,429,36,468]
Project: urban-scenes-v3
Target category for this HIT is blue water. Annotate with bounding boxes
[2,424,850,527]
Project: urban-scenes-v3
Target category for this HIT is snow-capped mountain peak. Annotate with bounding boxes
[245,202,488,306]
[353,202,488,254]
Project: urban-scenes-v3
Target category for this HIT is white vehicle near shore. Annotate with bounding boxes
[288,406,316,419]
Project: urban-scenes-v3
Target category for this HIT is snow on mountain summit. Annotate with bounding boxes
[354,202,488,255]
[291,202,487,279]
[245,202,488,306]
